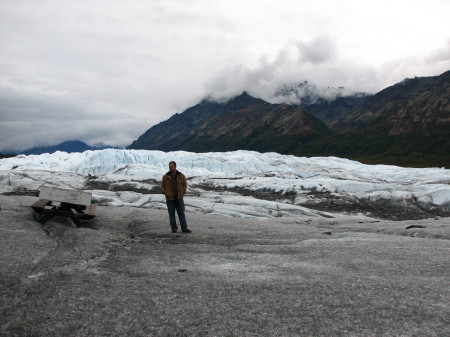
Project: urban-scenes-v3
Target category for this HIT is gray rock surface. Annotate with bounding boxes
[1,195,449,336]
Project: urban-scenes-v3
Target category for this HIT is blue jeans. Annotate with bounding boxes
[166,199,188,230]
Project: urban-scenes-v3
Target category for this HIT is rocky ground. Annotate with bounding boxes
[0,195,449,336]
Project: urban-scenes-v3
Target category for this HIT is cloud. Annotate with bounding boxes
[0,85,145,151]
[204,37,379,103]
[204,32,450,105]
[427,39,450,63]
[296,36,337,65]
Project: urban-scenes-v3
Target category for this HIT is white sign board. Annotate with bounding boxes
[39,186,92,206]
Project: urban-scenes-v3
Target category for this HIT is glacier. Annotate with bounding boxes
[0,149,449,219]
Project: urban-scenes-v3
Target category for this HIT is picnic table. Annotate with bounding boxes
[31,186,96,228]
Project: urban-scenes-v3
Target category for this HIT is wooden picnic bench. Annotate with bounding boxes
[31,186,96,228]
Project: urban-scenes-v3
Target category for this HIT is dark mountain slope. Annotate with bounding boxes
[128,99,223,151]
[128,92,331,154]
[296,72,450,167]
[302,95,371,131]
[274,81,372,130]
[333,71,450,131]
[128,71,449,167]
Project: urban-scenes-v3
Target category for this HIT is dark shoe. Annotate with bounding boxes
[182,229,192,233]
[172,228,177,233]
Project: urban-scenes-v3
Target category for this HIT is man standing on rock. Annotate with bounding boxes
[161,161,191,233]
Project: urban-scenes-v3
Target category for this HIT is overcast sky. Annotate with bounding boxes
[1,0,449,151]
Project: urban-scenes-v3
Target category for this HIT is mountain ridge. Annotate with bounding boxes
[5,72,447,167]
[128,92,332,153]
[295,71,450,167]
[19,140,118,155]
[128,71,449,167]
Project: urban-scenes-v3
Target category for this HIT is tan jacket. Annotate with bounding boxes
[161,171,187,200]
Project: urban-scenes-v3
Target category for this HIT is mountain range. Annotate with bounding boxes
[297,71,449,166]
[128,71,449,167]
[4,72,448,167]
[128,92,331,154]
[0,141,117,157]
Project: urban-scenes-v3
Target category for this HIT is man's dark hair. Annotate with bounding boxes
[169,161,177,167]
